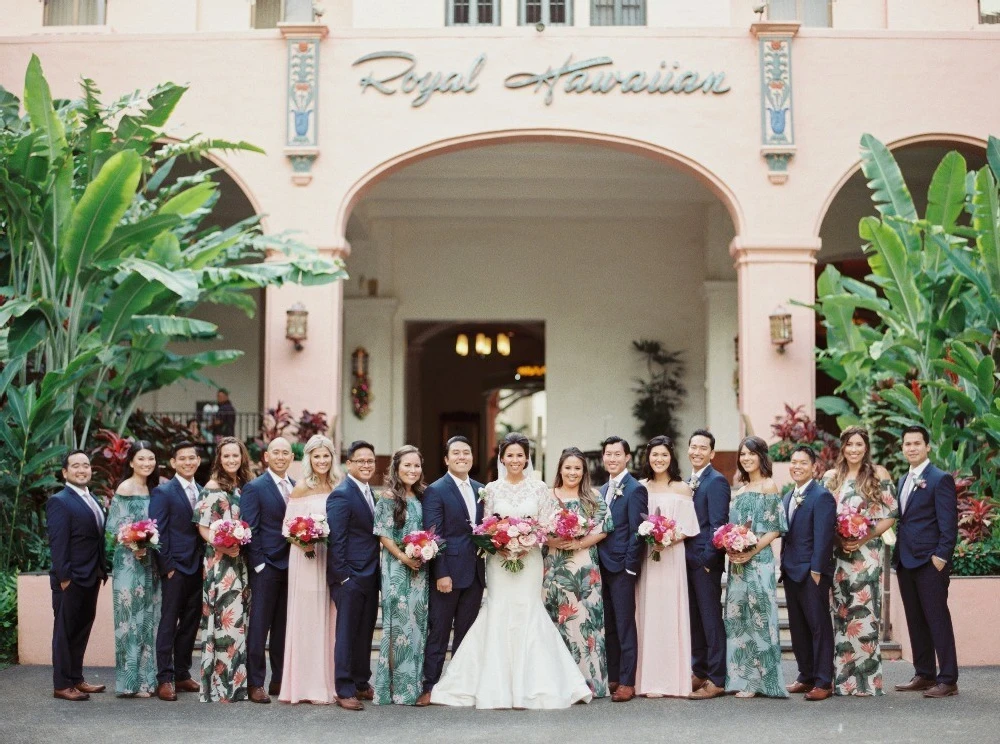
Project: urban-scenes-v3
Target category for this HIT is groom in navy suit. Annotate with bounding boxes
[686,429,731,700]
[327,440,381,711]
[893,425,959,698]
[416,435,485,707]
[780,445,837,701]
[597,436,647,703]
[242,437,295,703]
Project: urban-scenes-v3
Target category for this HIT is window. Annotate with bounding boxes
[768,0,832,28]
[522,0,571,26]
[448,0,500,26]
[981,0,1000,24]
[591,0,645,26]
[43,0,106,26]
[252,0,285,29]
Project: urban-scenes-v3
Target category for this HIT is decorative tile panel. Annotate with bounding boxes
[280,23,328,186]
[752,22,800,185]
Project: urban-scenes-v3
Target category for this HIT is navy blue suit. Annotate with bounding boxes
[421,474,485,692]
[780,479,837,688]
[893,463,959,685]
[149,476,203,684]
[597,472,647,687]
[684,464,731,687]
[242,471,294,689]
[326,477,380,699]
[46,485,107,690]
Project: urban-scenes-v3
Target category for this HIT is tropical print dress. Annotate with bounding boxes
[106,493,161,696]
[373,495,429,705]
[194,488,249,703]
[541,494,613,698]
[828,478,898,696]
[723,489,788,698]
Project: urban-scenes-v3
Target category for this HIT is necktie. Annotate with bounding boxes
[788,489,801,523]
[186,483,198,509]
[279,479,291,504]
[363,484,375,515]
[605,479,615,506]
[900,473,915,514]
[82,490,104,529]
[459,480,475,524]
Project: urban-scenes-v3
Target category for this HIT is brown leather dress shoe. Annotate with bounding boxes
[157,682,177,701]
[895,676,935,692]
[690,681,726,700]
[804,686,833,701]
[75,681,106,693]
[54,687,90,701]
[415,692,432,707]
[249,686,271,704]
[692,675,707,693]
[786,681,815,694]
[174,678,200,693]
[356,687,374,701]
[611,685,635,702]
[336,696,364,711]
[608,681,619,694]
[923,683,959,698]
[268,681,281,696]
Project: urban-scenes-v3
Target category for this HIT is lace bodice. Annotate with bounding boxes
[483,477,555,523]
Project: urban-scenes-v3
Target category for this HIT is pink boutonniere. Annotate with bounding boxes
[915,478,927,490]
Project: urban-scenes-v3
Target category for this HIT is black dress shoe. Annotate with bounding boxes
[268,681,281,696]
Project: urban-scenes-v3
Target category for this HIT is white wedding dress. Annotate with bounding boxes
[430,477,593,709]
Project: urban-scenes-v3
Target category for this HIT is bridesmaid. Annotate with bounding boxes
[373,445,430,705]
[194,436,253,703]
[723,436,788,699]
[280,435,340,704]
[823,426,897,696]
[106,440,162,698]
[542,446,611,698]
[634,436,699,698]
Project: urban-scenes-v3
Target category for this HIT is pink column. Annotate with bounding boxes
[731,237,820,439]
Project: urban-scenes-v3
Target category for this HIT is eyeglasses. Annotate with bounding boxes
[350,459,376,466]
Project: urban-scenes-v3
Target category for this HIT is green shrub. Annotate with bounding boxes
[0,571,17,666]
[952,538,1000,577]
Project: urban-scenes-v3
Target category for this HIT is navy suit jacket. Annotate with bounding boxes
[46,486,107,587]
[149,476,203,577]
[422,474,485,589]
[779,479,837,583]
[893,463,957,570]
[684,464,732,571]
[326,478,380,590]
[241,472,294,571]
[597,472,648,575]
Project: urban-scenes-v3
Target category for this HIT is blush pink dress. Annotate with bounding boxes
[635,487,700,697]
[279,491,337,704]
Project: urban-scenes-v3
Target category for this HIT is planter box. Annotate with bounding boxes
[889,571,1000,666]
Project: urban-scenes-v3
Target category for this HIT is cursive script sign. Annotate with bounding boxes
[353,51,486,107]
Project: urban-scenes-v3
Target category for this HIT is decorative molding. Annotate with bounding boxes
[284,146,319,186]
[280,23,327,185]
[754,22,799,184]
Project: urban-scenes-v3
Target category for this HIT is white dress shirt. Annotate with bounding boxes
[449,472,477,524]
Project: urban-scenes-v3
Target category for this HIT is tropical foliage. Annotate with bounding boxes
[768,403,840,475]
[631,339,686,442]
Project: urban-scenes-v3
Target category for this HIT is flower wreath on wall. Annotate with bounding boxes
[351,347,372,420]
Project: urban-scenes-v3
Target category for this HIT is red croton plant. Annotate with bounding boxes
[88,429,132,507]
[957,474,995,543]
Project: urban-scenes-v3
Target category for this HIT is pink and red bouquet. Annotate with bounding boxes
[209,519,252,550]
[116,518,160,554]
[836,504,872,542]
[401,529,444,567]
[547,508,595,542]
[637,511,678,562]
[282,513,330,558]
[712,522,758,575]
[472,514,547,573]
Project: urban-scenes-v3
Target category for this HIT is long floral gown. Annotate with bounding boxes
[723,489,788,698]
[106,493,161,696]
[194,488,249,703]
[828,478,898,696]
[373,495,429,705]
[541,494,613,698]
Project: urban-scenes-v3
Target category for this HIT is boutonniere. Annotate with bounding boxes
[477,487,487,503]
[611,484,624,500]
[914,478,927,490]
[689,476,701,491]
[793,491,805,506]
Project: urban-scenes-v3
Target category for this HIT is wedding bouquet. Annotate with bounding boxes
[547,508,595,542]
[116,518,160,556]
[282,513,330,558]
[712,522,758,575]
[637,511,678,562]
[472,514,547,573]
[836,504,872,542]
[209,519,252,550]
[401,529,444,567]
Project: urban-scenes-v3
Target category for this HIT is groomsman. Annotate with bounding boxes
[242,437,295,703]
[893,425,959,698]
[327,440,381,711]
[417,436,485,707]
[47,450,108,701]
[597,436,648,703]
[149,442,204,701]
[780,446,837,701]
[686,429,731,700]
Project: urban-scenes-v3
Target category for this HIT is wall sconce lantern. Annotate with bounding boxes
[497,332,511,357]
[475,333,492,357]
[769,305,793,353]
[286,302,308,351]
[455,333,469,357]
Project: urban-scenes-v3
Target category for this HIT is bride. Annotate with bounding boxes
[430,433,594,709]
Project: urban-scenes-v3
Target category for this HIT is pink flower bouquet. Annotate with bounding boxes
[282,513,330,558]
[637,512,678,562]
[547,508,595,542]
[116,518,160,556]
[209,519,252,550]
[712,521,758,574]
[472,514,547,573]
[836,504,872,542]
[401,529,444,567]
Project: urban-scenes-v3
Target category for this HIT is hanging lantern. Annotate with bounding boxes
[285,302,308,351]
[455,333,469,357]
[769,305,793,353]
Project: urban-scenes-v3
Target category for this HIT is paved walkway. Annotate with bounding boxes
[0,661,992,743]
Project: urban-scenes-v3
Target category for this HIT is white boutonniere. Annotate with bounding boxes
[611,484,624,500]
[793,491,805,506]
[477,487,488,503]
[689,476,701,491]
[915,478,927,490]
